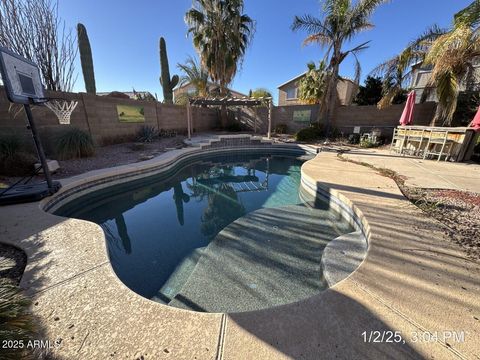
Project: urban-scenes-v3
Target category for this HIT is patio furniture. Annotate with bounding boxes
[390,128,406,154]
[422,130,455,161]
[362,128,382,145]
[390,126,476,161]
[404,128,426,156]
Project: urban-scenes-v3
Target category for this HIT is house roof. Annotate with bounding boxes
[97,91,154,99]
[175,81,248,97]
[277,72,307,89]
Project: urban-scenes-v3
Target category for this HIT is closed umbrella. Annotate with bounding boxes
[399,90,416,126]
[469,106,480,131]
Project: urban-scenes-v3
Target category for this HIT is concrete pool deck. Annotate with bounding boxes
[0,138,479,359]
[340,148,480,192]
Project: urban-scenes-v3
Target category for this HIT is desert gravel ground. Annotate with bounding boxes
[404,187,480,260]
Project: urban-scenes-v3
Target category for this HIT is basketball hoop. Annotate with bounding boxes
[45,99,78,125]
[0,46,62,203]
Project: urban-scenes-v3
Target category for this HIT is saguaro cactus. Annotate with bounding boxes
[77,23,96,94]
[159,37,179,104]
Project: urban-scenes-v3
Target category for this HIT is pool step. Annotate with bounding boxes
[321,230,367,287]
[150,247,207,304]
[168,205,355,313]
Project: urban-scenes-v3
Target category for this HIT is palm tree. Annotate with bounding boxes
[372,25,446,109]
[250,88,272,99]
[371,49,414,109]
[175,56,210,105]
[298,61,328,105]
[292,0,389,133]
[185,0,255,126]
[424,20,480,125]
[374,1,480,126]
[177,56,210,97]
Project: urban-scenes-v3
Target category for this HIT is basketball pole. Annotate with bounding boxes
[23,103,55,191]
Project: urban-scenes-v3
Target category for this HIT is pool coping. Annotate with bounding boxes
[1,134,478,359]
[42,136,368,311]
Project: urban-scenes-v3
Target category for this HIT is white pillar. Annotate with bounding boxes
[267,99,272,139]
[187,102,192,140]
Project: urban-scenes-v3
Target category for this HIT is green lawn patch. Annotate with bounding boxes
[117,104,145,123]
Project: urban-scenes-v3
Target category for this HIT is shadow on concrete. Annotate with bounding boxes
[227,289,423,359]
[317,181,405,201]
[225,179,480,358]
[342,149,417,159]
[0,243,67,359]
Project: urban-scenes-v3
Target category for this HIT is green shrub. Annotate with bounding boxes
[329,127,342,140]
[0,134,21,158]
[0,134,37,176]
[360,138,378,148]
[136,125,158,143]
[274,123,288,134]
[0,284,35,360]
[294,125,323,142]
[348,133,360,144]
[54,128,95,160]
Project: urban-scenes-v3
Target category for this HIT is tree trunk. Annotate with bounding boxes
[317,60,340,137]
[430,103,443,127]
[220,80,228,128]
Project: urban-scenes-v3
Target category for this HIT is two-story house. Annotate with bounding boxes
[411,60,480,103]
[277,73,357,106]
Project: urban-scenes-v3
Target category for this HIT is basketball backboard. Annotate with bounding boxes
[0,47,45,104]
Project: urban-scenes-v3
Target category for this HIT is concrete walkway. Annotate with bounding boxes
[0,143,479,359]
[341,148,480,193]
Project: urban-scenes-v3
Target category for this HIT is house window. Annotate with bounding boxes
[286,87,297,99]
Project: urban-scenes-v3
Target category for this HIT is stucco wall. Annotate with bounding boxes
[270,102,437,136]
[0,86,437,143]
[0,87,217,145]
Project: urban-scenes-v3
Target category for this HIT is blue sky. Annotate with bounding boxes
[60,0,471,103]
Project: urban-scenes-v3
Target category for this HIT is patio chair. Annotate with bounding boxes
[404,128,426,156]
[422,130,454,161]
[390,128,406,154]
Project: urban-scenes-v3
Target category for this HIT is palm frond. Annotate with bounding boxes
[302,33,332,47]
[454,0,480,29]
[435,70,459,124]
[291,14,332,38]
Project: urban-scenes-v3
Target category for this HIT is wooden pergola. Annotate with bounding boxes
[186,96,273,140]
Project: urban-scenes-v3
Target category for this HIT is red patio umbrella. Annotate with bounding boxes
[469,106,480,131]
[399,90,416,126]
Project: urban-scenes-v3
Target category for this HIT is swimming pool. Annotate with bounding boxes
[54,151,355,313]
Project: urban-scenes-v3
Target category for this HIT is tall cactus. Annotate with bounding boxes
[159,37,179,104]
[77,23,96,94]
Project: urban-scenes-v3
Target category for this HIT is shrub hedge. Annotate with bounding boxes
[54,127,95,160]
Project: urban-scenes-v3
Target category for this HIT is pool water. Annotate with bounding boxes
[55,152,355,312]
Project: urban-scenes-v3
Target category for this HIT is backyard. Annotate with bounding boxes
[0,1,480,360]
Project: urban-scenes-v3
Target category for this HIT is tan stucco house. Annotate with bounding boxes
[411,60,480,103]
[277,73,357,106]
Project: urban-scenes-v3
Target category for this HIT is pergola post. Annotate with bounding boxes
[187,101,192,140]
[267,99,273,139]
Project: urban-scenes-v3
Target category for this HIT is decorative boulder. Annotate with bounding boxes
[35,160,60,173]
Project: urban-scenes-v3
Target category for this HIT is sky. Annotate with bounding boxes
[59,0,472,103]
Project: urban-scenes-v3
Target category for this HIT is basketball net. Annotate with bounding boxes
[45,99,78,125]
